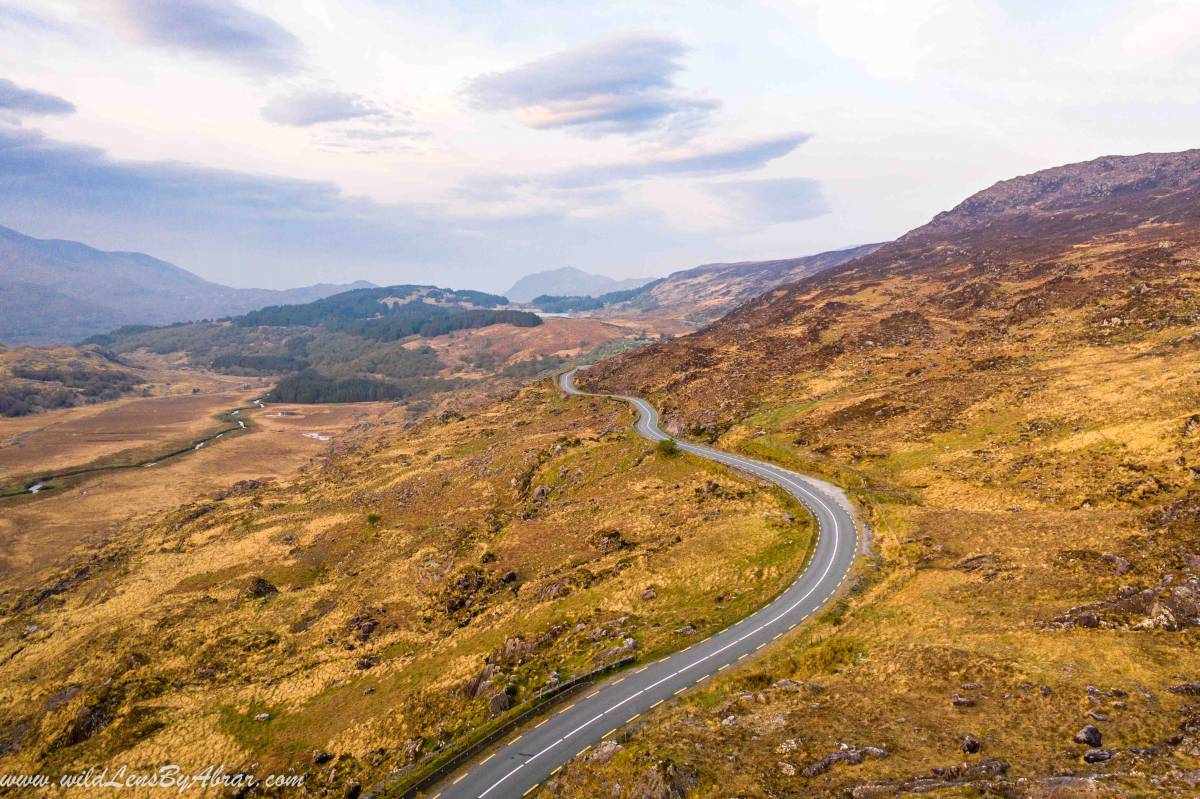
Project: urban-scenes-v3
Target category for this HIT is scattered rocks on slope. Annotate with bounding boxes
[1168,683,1200,696]
[802,745,889,777]
[1047,575,1200,630]
[589,739,623,764]
[239,577,278,601]
[591,529,630,553]
[848,760,1010,798]
[630,759,697,799]
[1084,748,1115,763]
[951,693,977,708]
[953,554,1007,580]
[347,610,380,642]
[595,637,638,664]
[1101,552,1133,574]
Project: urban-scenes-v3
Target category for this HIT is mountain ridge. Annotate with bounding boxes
[0,223,375,345]
[623,242,883,324]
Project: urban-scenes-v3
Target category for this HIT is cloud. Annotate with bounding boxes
[117,0,301,74]
[0,3,71,33]
[0,78,75,116]
[457,133,811,206]
[261,89,381,127]
[709,177,829,226]
[261,88,426,154]
[466,33,719,137]
[550,132,812,188]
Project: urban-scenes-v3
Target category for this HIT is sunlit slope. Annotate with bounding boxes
[569,149,1200,796]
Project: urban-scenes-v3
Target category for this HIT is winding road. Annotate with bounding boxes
[432,368,861,798]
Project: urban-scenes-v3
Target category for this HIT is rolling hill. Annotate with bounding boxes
[0,224,374,345]
[89,282,647,410]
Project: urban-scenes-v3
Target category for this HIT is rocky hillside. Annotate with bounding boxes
[570,150,1200,796]
[605,242,881,327]
[0,224,373,345]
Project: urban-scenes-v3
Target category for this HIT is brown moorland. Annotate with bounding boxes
[568,150,1200,797]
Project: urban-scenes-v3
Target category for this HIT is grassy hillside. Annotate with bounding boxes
[88,284,562,406]
[568,150,1200,796]
[0,380,813,794]
[0,345,146,416]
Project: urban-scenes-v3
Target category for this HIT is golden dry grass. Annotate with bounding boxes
[0,380,812,796]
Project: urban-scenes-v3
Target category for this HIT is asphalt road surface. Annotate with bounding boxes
[432,368,860,798]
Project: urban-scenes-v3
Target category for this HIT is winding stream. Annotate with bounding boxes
[0,396,268,500]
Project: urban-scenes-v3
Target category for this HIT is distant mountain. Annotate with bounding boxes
[504,267,652,303]
[0,224,375,345]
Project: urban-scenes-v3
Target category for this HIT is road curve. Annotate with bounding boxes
[432,368,860,799]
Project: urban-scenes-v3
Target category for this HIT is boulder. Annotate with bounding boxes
[1169,683,1200,696]
[347,611,379,642]
[630,760,697,799]
[961,734,982,754]
[241,577,278,600]
[802,746,888,777]
[463,664,496,698]
[487,691,512,716]
[589,739,623,764]
[1073,725,1102,746]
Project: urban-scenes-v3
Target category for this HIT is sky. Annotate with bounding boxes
[0,1,1197,292]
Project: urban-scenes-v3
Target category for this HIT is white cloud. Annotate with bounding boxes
[467,33,720,138]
